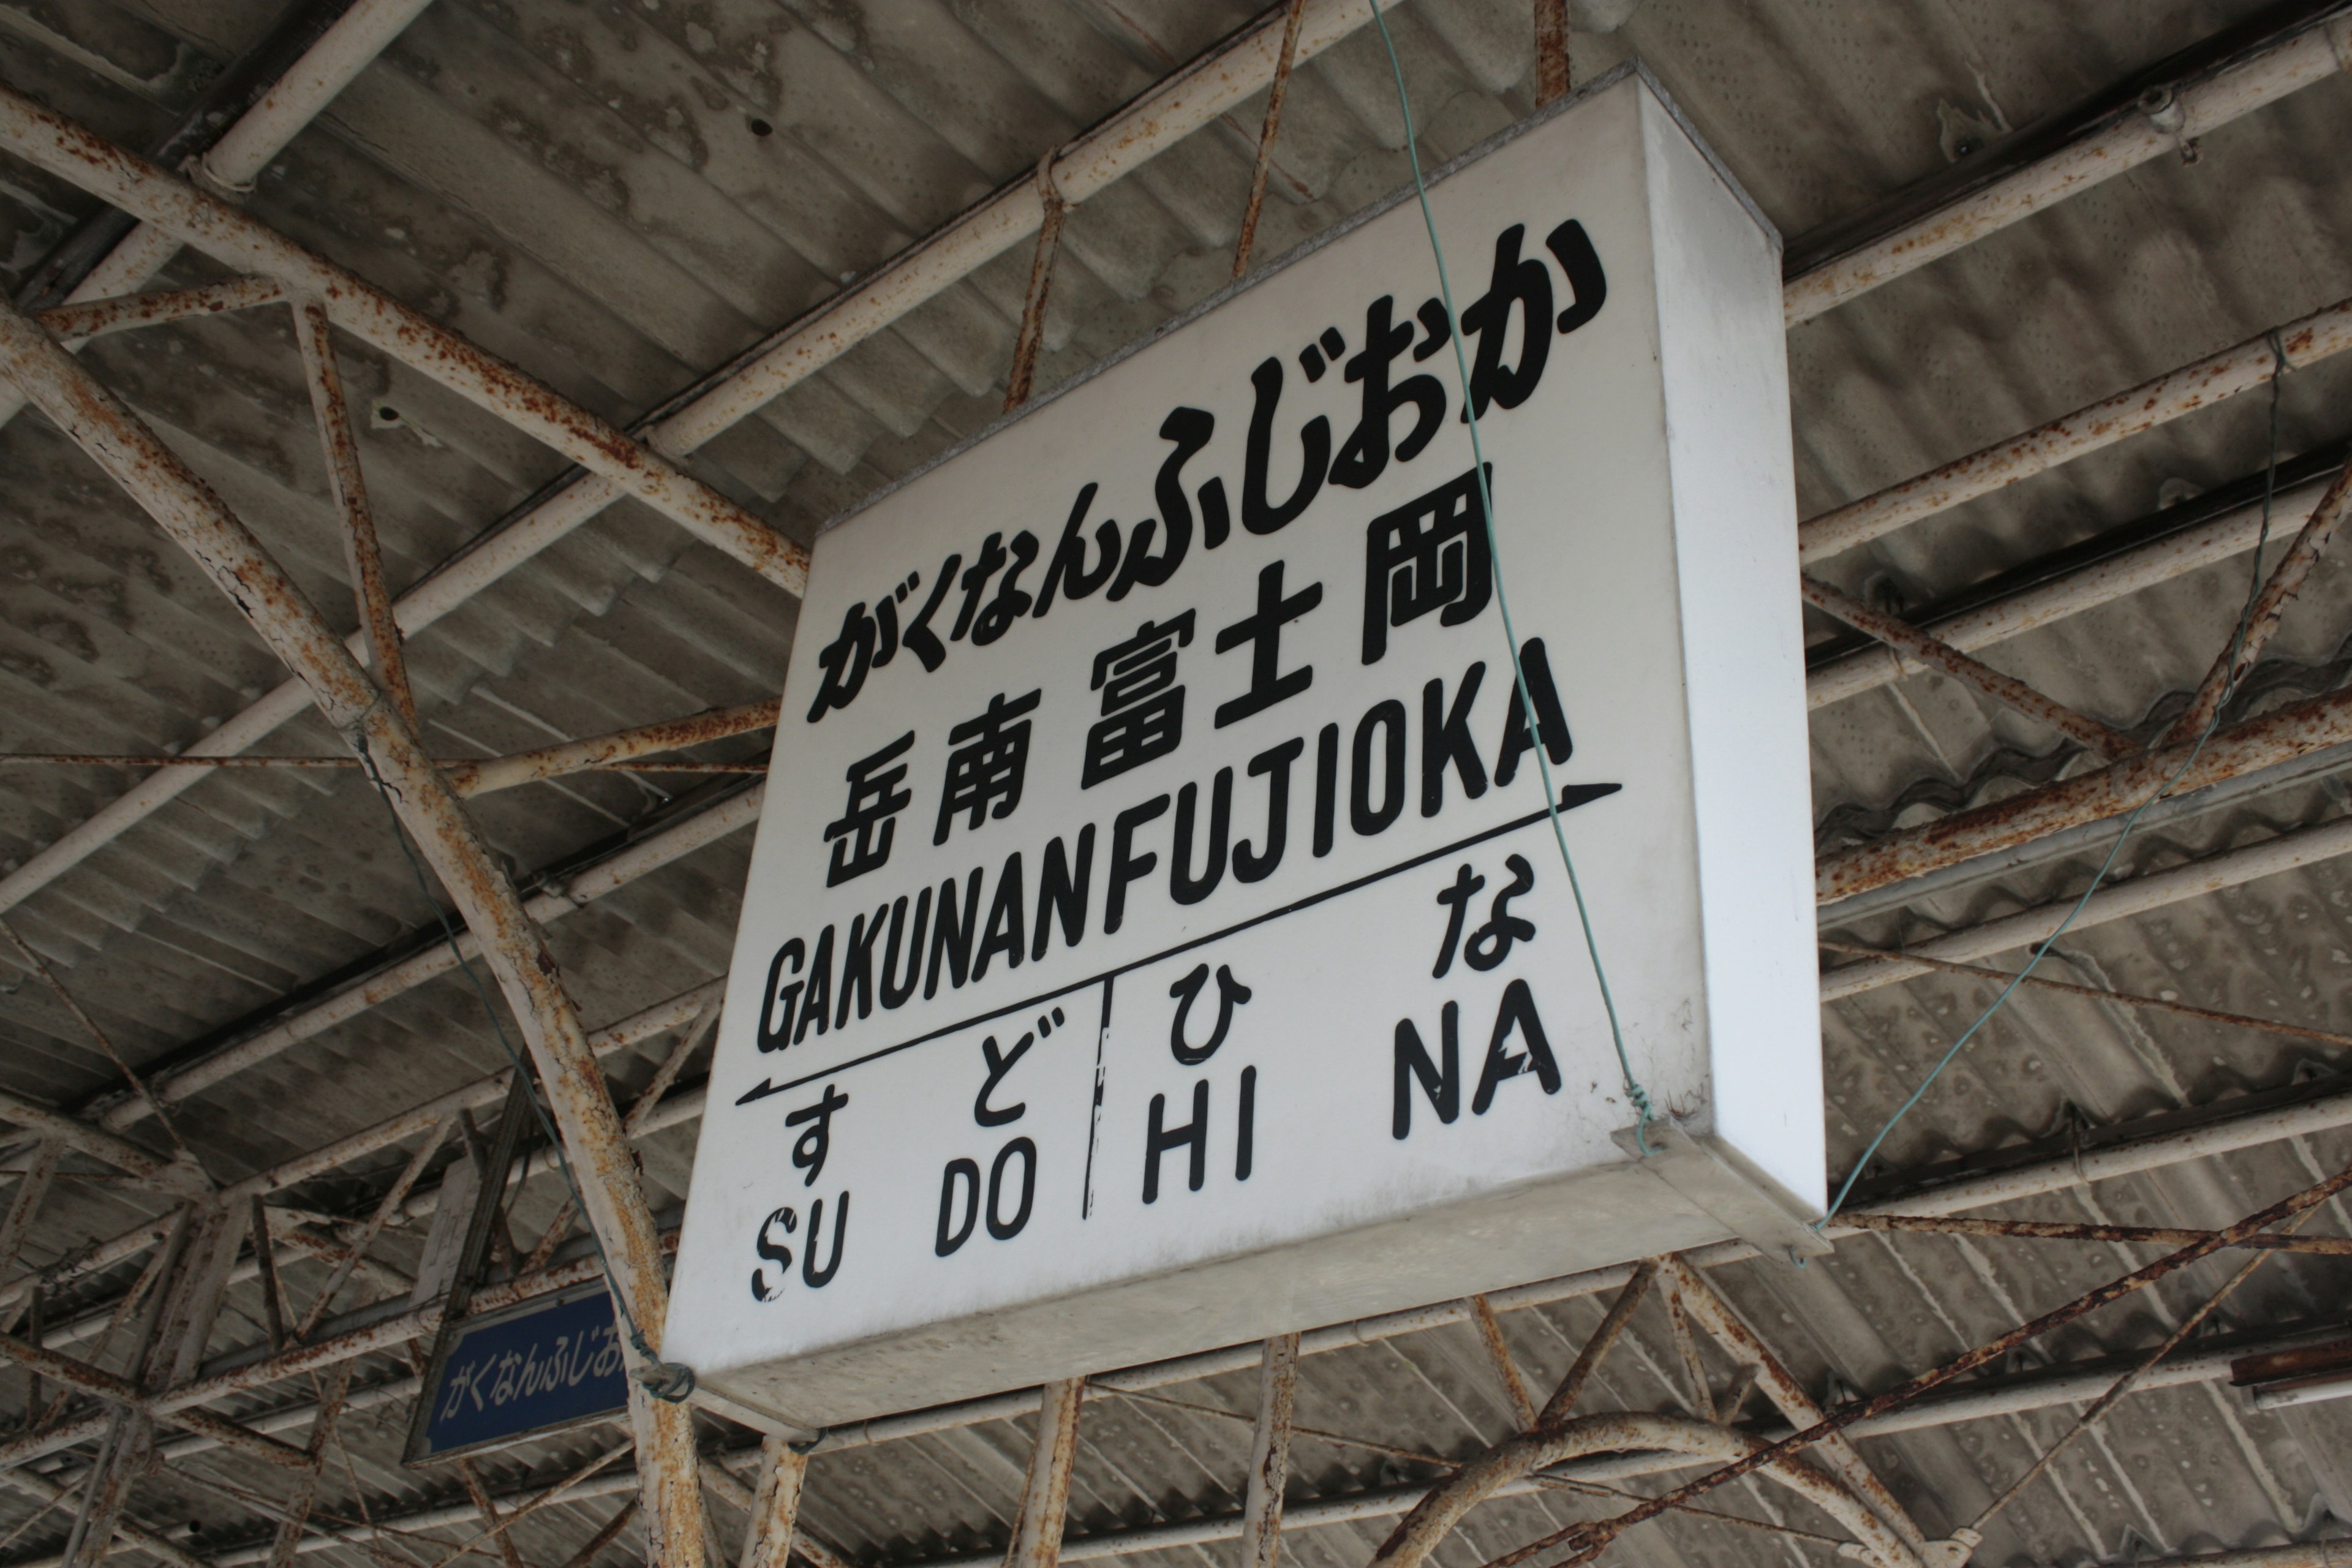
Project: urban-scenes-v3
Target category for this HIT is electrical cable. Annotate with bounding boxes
[1821,334,2294,1221]
[354,753,696,1401]
[1366,10,1656,1148]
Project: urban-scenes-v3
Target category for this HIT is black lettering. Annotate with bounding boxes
[795,925,834,1044]
[973,851,1026,981]
[1352,698,1407,837]
[1105,794,1170,935]
[1460,224,1551,419]
[1236,1065,1257,1182]
[835,903,889,1028]
[949,532,1009,642]
[1422,663,1488,816]
[1033,827,1095,961]
[1464,854,1536,973]
[751,1205,796,1300]
[970,531,1041,646]
[801,1193,848,1287]
[1167,963,1251,1066]
[1313,722,1338,858]
[1544,219,1607,334]
[1170,769,1232,905]
[926,869,984,999]
[1234,737,1303,884]
[901,552,961,673]
[935,1161,979,1256]
[975,1031,1034,1127]
[986,1138,1037,1240]
[1392,1004,1460,1139]
[1472,978,1561,1113]
[1035,483,1121,616]
[1431,864,1484,979]
[1329,294,1446,490]
[1242,356,1329,535]
[880,890,930,1010]
[1155,405,1229,552]
[1143,1079,1209,1202]
[1494,638,1573,786]
[756,938,805,1052]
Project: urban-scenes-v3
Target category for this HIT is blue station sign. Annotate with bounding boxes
[410,1283,630,1462]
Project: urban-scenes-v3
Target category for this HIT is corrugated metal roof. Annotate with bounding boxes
[5,1,2352,1566]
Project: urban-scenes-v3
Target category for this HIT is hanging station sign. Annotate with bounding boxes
[669,66,1822,1430]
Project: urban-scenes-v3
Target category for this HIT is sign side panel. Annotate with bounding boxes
[1642,88,1823,1211]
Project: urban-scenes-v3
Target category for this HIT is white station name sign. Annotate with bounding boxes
[669,67,1823,1429]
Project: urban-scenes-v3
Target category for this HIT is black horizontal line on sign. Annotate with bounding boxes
[735,783,1623,1106]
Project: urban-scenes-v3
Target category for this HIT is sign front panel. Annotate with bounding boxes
[411,1286,628,1461]
[670,74,1809,1395]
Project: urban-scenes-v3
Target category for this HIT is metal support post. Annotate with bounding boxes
[737,1436,807,1568]
[1239,1335,1298,1568]
[1467,1297,1535,1429]
[1005,1378,1085,1568]
[0,297,706,1568]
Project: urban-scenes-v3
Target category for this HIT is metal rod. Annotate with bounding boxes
[262,1363,352,1568]
[1006,1378,1085,1568]
[1797,296,2352,565]
[290,1120,450,1340]
[32,277,286,342]
[1531,0,1570,105]
[0,295,706,1566]
[1232,0,1309,279]
[1808,477,2330,710]
[1799,575,2133,756]
[1816,938,2352,1049]
[0,0,1409,930]
[0,86,805,598]
[1815,684,2352,904]
[1837,1212,2352,1254]
[290,296,418,735]
[735,1438,805,1568]
[1239,1335,1299,1568]
[1782,11,2352,322]
[1003,153,1067,413]
[2162,460,2352,744]
[1468,1296,1535,1429]
[1534,1260,1653,1427]
[1524,1155,2352,1568]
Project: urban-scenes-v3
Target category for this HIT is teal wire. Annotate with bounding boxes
[1820,344,2291,1221]
[1365,7,1655,1149]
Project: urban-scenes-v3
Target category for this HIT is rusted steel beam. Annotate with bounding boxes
[2162,461,2352,745]
[736,1438,807,1568]
[1815,683,2352,903]
[0,1087,196,1197]
[0,1460,213,1568]
[0,1140,62,1289]
[556,1499,637,1568]
[1001,155,1067,415]
[1522,1154,2352,1568]
[1783,11,2352,323]
[1657,1281,1714,1424]
[261,1364,352,1568]
[290,296,417,735]
[424,1441,633,1568]
[0,85,805,598]
[1534,1260,1653,1427]
[1797,297,2352,565]
[442,699,780,797]
[0,298,706,1567]
[1231,0,1309,281]
[1800,575,2133,756]
[1532,0,1570,105]
[1467,1298,1534,1430]
[1362,1411,1913,1568]
[1660,1257,1931,1564]
[1006,1378,1085,1568]
[1839,1212,2352,1254]
[0,1331,309,1469]
[1240,1335,1299,1568]
[454,1462,528,1568]
[288,1120,450,1340]
[1815,939,2352,1048]
[0,754,761,775]
[32,277,285,342]
[88,788,758,1134]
